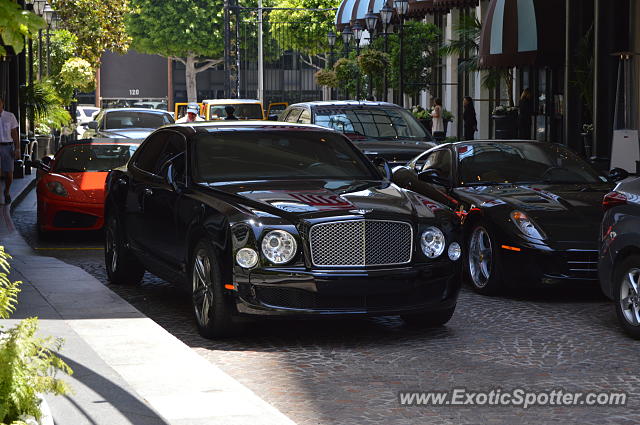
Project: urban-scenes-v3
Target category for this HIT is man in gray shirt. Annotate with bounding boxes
[0,96,20,204]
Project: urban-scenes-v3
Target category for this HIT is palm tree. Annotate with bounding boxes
[440,15,514,106]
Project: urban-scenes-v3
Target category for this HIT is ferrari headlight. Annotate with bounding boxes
[421,226,446,258]
[46,181,68,197]
[261,230,297,264]
[510,211,546,240]
[236,248,258,268]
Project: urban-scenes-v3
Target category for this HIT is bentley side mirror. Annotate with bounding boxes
[25,159,50,173]
[373,157,392,181]
[41,156,52,166]
[86,121,98,130]
[418,169,451,187]
[609,167,629,182]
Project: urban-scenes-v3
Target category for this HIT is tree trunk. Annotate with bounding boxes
[185,53,197,103]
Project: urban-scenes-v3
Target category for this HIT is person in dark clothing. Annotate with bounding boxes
[225,105,238,120]
[462,96,477,141]
[518,88,533,139]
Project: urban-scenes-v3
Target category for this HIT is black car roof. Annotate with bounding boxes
[287,100,403,108]
[170,121,333,133]
[102,108,173,114]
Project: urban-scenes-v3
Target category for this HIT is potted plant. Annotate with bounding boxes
[492,105,518,139]
[411,105,432,130]
[442,109,454,136]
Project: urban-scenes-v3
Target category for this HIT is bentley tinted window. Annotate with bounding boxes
[193,131,378,181]
[457,142,605,185]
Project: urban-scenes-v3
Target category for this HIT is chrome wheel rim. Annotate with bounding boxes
[469,227,492,288]
[620,268,640,326]
[192,249,213,328]
[106,225,117,273]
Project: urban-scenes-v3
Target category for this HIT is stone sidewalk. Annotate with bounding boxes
[1,175,297,425]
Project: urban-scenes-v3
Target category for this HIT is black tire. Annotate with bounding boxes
[36,198,51,241]
[190,239,239,338]
[401,305,456,328]
[613,254,640,339]
[465,222,503,295]
[104,214,145,285]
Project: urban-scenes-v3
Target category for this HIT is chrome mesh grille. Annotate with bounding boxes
[309,220,413,267]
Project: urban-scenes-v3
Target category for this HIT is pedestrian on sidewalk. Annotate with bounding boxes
[224,105,238,120]
[431,98,445,141]
[462,96,477,140]
[176,102,204,123]
[0,96,20,204]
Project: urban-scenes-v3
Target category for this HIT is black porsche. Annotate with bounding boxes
[392,140,626,295]
[104,121,463,338]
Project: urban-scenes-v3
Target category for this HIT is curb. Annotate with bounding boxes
[9,175,36,214]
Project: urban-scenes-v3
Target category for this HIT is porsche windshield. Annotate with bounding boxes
[193,131,378,182]
[457,142,606,185]
[104,111,173,129]
[54,144,138,172]
[314,106,430,140]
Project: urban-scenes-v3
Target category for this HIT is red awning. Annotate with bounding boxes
[478,0,565,68]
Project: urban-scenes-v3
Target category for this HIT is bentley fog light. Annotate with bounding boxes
[261,230,297,264]
[448,242,462,261]
[46,181,68,197]
[236,248,258,268]
[421,226,446,259]
[510,211,545,240]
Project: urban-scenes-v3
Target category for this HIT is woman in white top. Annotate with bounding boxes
[431,97,445,141]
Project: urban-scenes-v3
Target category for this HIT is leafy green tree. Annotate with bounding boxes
[267,0,336,70]
[52,0,131,67]
[0,0,45,57]
[127,0,225,102]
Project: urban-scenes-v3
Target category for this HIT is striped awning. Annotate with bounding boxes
[478,0,565,68]
[406,0,478,18]
[436,0,479,8]
[335,0,389,30]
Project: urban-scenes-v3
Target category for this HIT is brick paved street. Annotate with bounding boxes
[12,189,640,425]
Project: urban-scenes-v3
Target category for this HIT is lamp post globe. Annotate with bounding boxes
[393,0,409,16]
[43,3,54,25]
[352,22,363,44]
[327,30,337,47]
[380,4,393,25]
[342,25,353,45]
[34,0,46,16]
[365,12,379,32]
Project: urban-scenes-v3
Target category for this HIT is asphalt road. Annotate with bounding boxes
[12,187,640,425]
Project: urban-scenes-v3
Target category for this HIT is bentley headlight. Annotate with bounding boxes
[421,226,446,258]
[261,230,297,264]
[510,211,546,240]
[46,181,68,197]
[236,248,258,268]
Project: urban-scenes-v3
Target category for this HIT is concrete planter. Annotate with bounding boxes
[18,395,54,425]
[492,114,518,139]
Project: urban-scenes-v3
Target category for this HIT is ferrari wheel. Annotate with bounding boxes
[614,255,640,339]
[105,214,144,285]
[191,239,238,338]
[467,223,502,295]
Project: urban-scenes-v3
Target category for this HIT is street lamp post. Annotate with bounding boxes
[352,22,363,101]
[365,12,378,100]
[327,30,337,100]
[393,0,408,107]
[379,3,393,102]
[34,0,46,80]
[342,26,353,99]
[43,4,54,77]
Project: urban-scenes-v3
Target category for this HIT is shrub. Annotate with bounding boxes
[315,69,338,88]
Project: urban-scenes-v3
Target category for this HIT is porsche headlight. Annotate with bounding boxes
[510,211,546,240]
[421,226,446,258]
[46,181,68,197]
[261,230,297,264]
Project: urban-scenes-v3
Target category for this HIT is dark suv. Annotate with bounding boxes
[279,101,435,167]
[104,121,462,338]
[599,175,640,338]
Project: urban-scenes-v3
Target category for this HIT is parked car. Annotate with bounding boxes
[392,140,625,295]
[104,121,463,338]
[598,174,640,338]
[76,105,100,125]
[279,101,435,167]
[84,108,174,139]
[30,140,140,235]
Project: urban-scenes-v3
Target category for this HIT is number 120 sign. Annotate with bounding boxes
[129,89,140,96]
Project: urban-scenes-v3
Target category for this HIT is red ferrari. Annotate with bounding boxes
[35,141,139,235]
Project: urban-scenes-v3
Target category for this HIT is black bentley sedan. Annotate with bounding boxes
[279,101,435,167]
[83,108,174,139]
[599,176,640,338]
[392,140,625,295]
[104,122,463,338]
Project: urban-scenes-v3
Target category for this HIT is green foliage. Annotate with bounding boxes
[52,0,131,67]
[315,68,338,88]
[0,0,45,57]
[127,0,224,60]
[59,57,95,92]
[357,49,389,78]
[20,82,72,135]
[0,247,73,425]
[571,25,594,118]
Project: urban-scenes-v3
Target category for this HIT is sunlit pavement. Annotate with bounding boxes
[8,185,640,425]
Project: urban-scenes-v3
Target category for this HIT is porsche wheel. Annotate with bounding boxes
[105,214,144,285]
[191,239,238,338]
[467,223,502,295]
[614,255,640,339]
